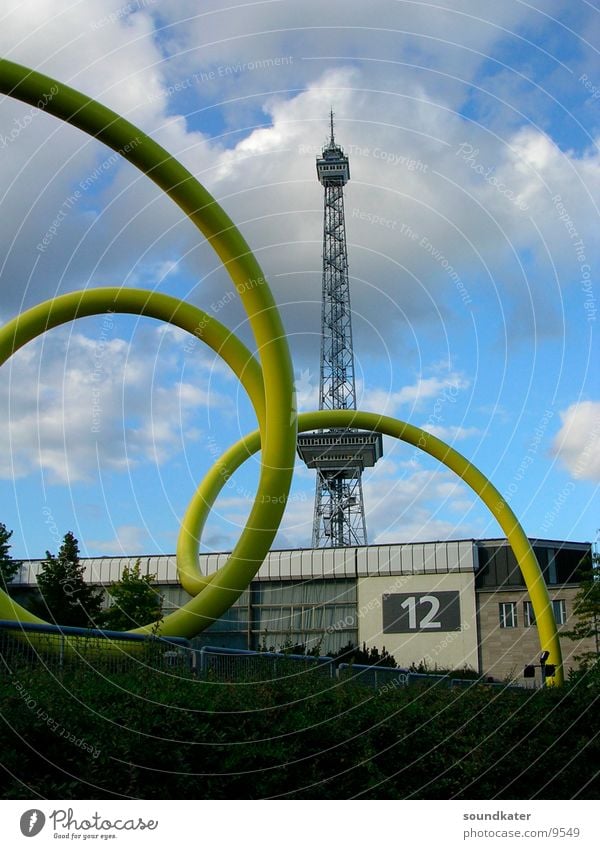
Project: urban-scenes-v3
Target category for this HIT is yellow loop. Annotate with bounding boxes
[0,287,264,626]
[0,60,297,636]
[0,60,562,685]
[177,410,563,685]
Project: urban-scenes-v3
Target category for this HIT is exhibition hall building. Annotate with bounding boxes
[13,536,593,684]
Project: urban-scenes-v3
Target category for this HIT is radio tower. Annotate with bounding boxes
[297,112,383,547]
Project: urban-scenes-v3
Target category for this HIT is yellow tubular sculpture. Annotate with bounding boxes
[177,412,563,686]
[0,287,265,631]
[0,59,563,684]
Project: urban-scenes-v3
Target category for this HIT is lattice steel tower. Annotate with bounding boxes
[297,113,383,547]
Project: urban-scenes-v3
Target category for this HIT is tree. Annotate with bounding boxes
[97,559,162,631]
[0,522,21,591]
[36,531,104,627]
[564,552,600,668]
[257,632,324,656]
[331,641,397,668]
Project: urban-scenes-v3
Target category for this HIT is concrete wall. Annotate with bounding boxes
[357,572,479,672]
[477,585,596,683]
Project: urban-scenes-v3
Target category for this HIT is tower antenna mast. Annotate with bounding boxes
[297,114,383,547]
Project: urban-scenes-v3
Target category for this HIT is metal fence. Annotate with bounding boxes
[447,676,523,690]
[196,645,335,681]
[0,619,193,673]
[338,662,409,689]
[0,622,524,689]
[339,663,523,691]
[197,651,524,690]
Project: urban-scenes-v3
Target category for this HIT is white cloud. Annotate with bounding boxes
[2,0,598,351]
[294,366,319,411]
[0,0,598,555]
[418,424,480,441]
[271,463,482,549]
[89,524,149,556]
[155,0,550,110]
[363,467,481,544]
[0,323,227,483]
[360,371,470,416]
[552,401,600,481]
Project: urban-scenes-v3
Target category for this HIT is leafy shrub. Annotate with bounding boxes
[0,663,597,799]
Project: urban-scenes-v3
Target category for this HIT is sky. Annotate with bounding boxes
[0,0,598,561]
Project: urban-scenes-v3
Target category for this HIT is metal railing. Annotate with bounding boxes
[339,663,523,691]
[338,662,409,689]
[196,645,335,681]
[0,619,193,673]
[0,623,524,688]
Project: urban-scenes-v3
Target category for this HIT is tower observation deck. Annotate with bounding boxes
[297,113,383,547]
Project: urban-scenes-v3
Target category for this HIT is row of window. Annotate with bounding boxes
[477,544,589,589]
[499,600,567,628]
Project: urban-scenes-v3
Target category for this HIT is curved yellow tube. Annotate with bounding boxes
[0,60,561,684]
[0,287,263,624]
[0,60,297,635]
[177,411,563,685]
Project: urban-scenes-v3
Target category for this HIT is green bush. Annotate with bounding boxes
[0,663,598,799]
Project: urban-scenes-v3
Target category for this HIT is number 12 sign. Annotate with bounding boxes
[382,592,461,633]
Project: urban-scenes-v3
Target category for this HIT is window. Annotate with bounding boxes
[554,547,590,584]
[552,599,567,625]
[477,545,524,588]
[499,601,517,628]
[523,601,535,627]
[547,554,558,585]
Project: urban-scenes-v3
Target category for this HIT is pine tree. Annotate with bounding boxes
[0,522,21,591]
[36,531,104,627]
[564,553,600,668]
[98,559,162,631]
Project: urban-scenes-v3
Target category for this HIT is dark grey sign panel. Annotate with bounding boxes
[382,591,461,633]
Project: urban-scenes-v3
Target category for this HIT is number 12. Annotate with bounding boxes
[399,595,442,629]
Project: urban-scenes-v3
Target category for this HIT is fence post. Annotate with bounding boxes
[199,646,207,676]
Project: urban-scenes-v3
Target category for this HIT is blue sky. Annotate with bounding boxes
[0,0,598,560]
